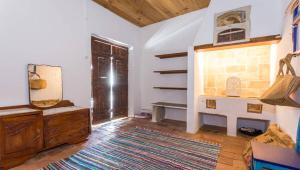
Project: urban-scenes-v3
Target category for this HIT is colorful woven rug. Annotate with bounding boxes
[41,128,220,170]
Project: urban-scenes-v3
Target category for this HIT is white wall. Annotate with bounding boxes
[276,0,300,141]
[194,0,283,46]
[187,47,201,132]
[0,0,88,107]
[0,0,141,117]
[139,9,207,121]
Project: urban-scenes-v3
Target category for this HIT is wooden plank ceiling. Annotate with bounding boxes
[93,0,211,27]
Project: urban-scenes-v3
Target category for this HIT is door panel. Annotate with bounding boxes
[91,37,111,121]
[95,56,110,115]
[112,46,128,116]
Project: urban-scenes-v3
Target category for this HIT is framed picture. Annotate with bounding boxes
[247,103,263,114]
[206,99,216,109]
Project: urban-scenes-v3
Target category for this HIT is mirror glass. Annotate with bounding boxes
[28,64,63,108]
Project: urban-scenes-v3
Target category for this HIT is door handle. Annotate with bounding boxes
[100,76,108,79]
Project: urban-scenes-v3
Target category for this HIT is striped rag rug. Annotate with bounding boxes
[41,128,220,170]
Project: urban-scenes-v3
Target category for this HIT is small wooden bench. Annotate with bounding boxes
[152,102,187,122]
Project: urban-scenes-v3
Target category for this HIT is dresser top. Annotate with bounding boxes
[0,108,39,117]
[252,141,300,169]
[43,106,85,116]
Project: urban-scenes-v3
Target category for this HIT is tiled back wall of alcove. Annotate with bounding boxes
[203,45,271,98]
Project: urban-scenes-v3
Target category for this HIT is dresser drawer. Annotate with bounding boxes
[43,109,90,149]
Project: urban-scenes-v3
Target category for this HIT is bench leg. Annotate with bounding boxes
[152,106,165,122]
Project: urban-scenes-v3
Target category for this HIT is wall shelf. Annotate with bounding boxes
[153,51,188,122]
[153,87,187,90]
[154,70,187,74]
[155,52,188,59]
[194,35,281,52]
[152,102,187,109]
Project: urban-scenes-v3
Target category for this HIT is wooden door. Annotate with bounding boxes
[112,46,128,116]
[91,37,111,122]
[0,113,43,168]
[91,37,128,123]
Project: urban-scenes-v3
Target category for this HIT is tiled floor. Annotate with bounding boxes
[13,118,250,170]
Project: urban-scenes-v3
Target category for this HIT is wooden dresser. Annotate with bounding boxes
[0,101,91,169]
[0,107,43,169]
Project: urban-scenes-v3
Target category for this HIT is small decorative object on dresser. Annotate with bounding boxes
[0,106,43,169]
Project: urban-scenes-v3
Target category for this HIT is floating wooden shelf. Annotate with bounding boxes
[153,87,187,90]
[152,102,187,109]
[154,70,187,74]
[155,52,188,59]
[194,35,281,52]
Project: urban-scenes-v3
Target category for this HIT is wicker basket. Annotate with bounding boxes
[30,79,47,90]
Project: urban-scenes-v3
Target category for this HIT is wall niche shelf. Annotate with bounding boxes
[194,35,281,52]
[155,52,187,59]
[153,87,187,90]
[152,51,188,123]
[154,70,187,74]
[152,102,187,110]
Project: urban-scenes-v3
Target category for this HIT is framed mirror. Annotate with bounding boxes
[28,64,63,108]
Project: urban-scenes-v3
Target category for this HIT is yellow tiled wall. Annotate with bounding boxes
[203,45,271,98]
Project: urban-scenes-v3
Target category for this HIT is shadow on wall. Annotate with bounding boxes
[144,15,204,50]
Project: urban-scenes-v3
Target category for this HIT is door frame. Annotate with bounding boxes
[90,35,129,124]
